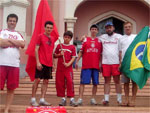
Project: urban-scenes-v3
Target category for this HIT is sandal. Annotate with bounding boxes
[128,101,135,107]
[121,102,128,106]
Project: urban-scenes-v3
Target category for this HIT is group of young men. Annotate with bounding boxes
[75,21,138,107]
[0,13,138,113]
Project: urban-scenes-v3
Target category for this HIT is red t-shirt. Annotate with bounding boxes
[81,37,103,69]
[55,44,77,70]
[36,33,57,67]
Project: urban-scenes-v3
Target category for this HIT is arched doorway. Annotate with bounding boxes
[74,1,149,39]
[96,17,124,36]
[88,11,137,36]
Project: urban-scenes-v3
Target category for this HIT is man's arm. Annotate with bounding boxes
[52,56,56,72]
[118,37,122,68]
[0,38,14,47]
[80,35,87,42]
[8,38,25,48]
[64,57,76,67]
[119,51,122,68]
[99,42,103,72]
[53,51,64,58]
[35,45,43,70]
[75,51,82,69]
[99,53,102,72]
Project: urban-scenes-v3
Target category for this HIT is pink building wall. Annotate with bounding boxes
[74,1,149,39]
[51,0,59,31]
[26,0,33,36]
[0,7,3,29]
[26,0,60,36]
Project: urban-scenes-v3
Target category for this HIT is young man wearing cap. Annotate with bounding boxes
[119,22,137,107]
[98,22,122,106]
[75,24,103,105]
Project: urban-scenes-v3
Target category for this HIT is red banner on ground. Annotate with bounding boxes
[26,106,66,113]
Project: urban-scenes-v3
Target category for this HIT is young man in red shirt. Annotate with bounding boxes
[30,21,58,106]
[54,31,77,106]
[75,24,103,105]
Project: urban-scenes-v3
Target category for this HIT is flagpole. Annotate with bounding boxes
[58,38,65,63]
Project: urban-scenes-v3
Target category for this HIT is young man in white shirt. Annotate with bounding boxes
[119,22,137,107]
[0,14,25,113]
[99,22,122,106]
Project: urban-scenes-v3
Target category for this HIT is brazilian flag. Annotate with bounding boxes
[120,26,150,89]
[142,32,150,72]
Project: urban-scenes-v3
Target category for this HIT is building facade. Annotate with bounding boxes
[0,0,149,69]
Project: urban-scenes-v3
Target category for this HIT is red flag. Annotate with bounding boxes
[25,0,59,81]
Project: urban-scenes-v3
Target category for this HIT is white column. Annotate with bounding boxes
[58,0,65,37]
[65,0,83,18]
[64,0,83,43]
[64,17,77,33]
[32,0,41,32]
[1,0,29,39]
[0,1,3,29]
[64,17,77,44]
[144,0,150,5]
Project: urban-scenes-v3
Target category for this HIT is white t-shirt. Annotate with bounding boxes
[98,33,122,64]
[119,34,136,61]
[0,29,24,67]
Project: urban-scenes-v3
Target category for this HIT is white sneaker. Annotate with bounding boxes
[102,99,109,106]
[39,100,51,106]
[117,100,122,106]
[59,98,66,106]
[77,98,83,106]
[30,101,39,107]
[90,98,97,105]
[70,99,78,107]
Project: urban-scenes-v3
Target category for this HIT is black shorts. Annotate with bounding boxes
[35,64,52,79]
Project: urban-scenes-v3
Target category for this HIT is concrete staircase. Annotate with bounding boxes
[0,69,150,113]
[1,70,150,96]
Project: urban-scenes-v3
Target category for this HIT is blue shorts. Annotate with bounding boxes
[80,69,99,85]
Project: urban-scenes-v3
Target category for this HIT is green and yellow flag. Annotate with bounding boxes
[120,26,150,89]
[142,32,150,71]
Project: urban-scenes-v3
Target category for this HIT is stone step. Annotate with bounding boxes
[2,86,150,93]
[1,77,150,96]
[2,83,150,90]
[20,75,104,81]
[19,77,150,85]
[2,71,150,96]
[2,84,150,92]
[1,90,149,96]
[18,83,150,87]
[19,79,150,86]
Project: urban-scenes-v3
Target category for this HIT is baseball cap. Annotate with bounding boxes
[105,22,113,27]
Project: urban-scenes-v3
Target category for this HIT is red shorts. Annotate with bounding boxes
[102,64,120,77]
[0,66,19,90]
